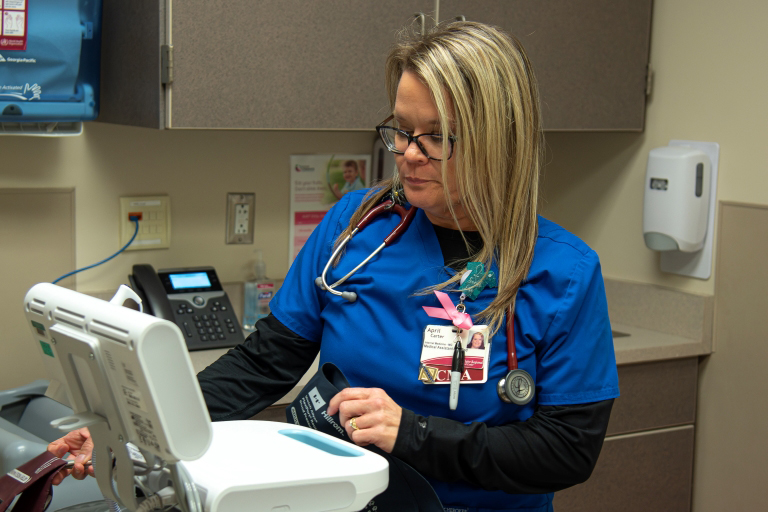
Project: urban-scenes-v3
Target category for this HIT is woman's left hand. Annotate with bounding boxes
[328,387,402,453]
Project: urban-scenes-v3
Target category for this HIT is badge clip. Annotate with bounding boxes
[460,262,497,301]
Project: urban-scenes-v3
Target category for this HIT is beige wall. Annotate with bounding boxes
[1,0,766,507]
[539,4,768,508]
[542,0,768,296]
[0,127,377,291]
[3,1,765,297]
[0,128,377,391]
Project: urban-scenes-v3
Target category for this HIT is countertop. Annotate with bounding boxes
[188,322,711,406]
[604,278,714,365]
[611,322,712,366]
[88,278,712,407]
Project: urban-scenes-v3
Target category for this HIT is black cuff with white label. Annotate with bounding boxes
[286,362,443,512]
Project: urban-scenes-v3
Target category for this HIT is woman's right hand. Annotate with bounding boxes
[48,427,95,485]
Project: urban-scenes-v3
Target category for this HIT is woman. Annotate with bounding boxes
[468,332,485,350]
[203,20,618,511]
[51,21,618,512]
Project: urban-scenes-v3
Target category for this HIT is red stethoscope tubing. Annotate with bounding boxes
[506,305,518,371]
[354,200,415,244]
[499,304,534,405]
[315,200,416,302]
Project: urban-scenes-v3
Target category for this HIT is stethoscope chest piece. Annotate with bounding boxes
[498,305,535,405]
[497,368,535,405]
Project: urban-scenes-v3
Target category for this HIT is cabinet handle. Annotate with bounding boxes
[413,12,426,35]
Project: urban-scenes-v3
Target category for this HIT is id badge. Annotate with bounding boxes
[419,325,490,384]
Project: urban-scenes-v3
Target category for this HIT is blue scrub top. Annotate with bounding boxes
[271,190,619,512]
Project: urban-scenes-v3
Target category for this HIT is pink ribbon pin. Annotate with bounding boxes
[422,291,474,330]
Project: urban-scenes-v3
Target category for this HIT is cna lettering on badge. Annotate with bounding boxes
[419,324,490,384]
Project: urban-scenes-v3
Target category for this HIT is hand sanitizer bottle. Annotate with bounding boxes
[243,250,275,331]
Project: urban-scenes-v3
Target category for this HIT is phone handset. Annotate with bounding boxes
[128,264,175,320]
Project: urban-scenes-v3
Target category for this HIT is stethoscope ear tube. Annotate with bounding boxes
[314,276,358,302]
[315,199,416,303]
[497,305,535,405]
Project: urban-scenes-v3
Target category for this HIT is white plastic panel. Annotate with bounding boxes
[660,140,720,279]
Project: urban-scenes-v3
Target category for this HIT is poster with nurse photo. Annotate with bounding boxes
[289,154,370,262]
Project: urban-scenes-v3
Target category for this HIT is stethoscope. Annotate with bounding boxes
[314,194,535,405]
[498,305,535,405]
[314,192,416,303]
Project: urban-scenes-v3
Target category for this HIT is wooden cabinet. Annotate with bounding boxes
[98,0,433,129]
[555,358,698,511]
[98,0,652,131]
[439,0,653,131]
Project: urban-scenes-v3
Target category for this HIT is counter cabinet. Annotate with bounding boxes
[555,357,698,512]
[98,0,652,131]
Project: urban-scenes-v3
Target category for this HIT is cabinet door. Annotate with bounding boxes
[555,426,694,512]
[99,0,167,129]
[439,0,653,131]
[102,0,434,130]
[608,358,698,436]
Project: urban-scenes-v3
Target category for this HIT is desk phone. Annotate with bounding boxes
[129,264,244,350]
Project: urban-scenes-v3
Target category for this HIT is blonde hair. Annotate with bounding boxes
[340,21,543,335]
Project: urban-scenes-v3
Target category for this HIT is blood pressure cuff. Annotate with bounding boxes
[0,451,67,512]
[287,363,443,512]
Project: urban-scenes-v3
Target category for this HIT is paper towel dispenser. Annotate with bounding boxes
[0,0,102,134]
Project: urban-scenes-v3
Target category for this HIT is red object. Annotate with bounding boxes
[0,451,67,512]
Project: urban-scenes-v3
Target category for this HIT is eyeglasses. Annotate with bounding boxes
[376,115,457,161]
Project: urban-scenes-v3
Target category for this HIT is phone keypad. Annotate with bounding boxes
[170,298,243,350]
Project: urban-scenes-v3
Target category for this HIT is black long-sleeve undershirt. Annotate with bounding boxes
[198,221,614,495]
[198,314,320,422]
[197,314,614,494]
[393,401,613,494]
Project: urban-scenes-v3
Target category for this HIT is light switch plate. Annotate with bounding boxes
[119,195,171,251]
[226,193,255,244]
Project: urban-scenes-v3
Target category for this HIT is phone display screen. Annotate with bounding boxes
[169,272,211,290]
[158,267,223,294]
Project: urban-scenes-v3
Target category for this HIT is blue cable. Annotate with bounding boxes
[52,218,140,285]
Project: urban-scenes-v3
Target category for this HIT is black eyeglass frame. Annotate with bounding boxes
[375,115,457,162]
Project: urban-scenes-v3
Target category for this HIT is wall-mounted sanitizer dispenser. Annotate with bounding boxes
[643,146,711,252]
[0,0,102,136]
[643,140,720,279]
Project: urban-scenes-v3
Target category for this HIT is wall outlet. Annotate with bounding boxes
[226,193,255,244]
[119,195,171,251]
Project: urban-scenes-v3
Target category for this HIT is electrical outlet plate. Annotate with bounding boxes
[226,193,255,244]
[119,195,171,251]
